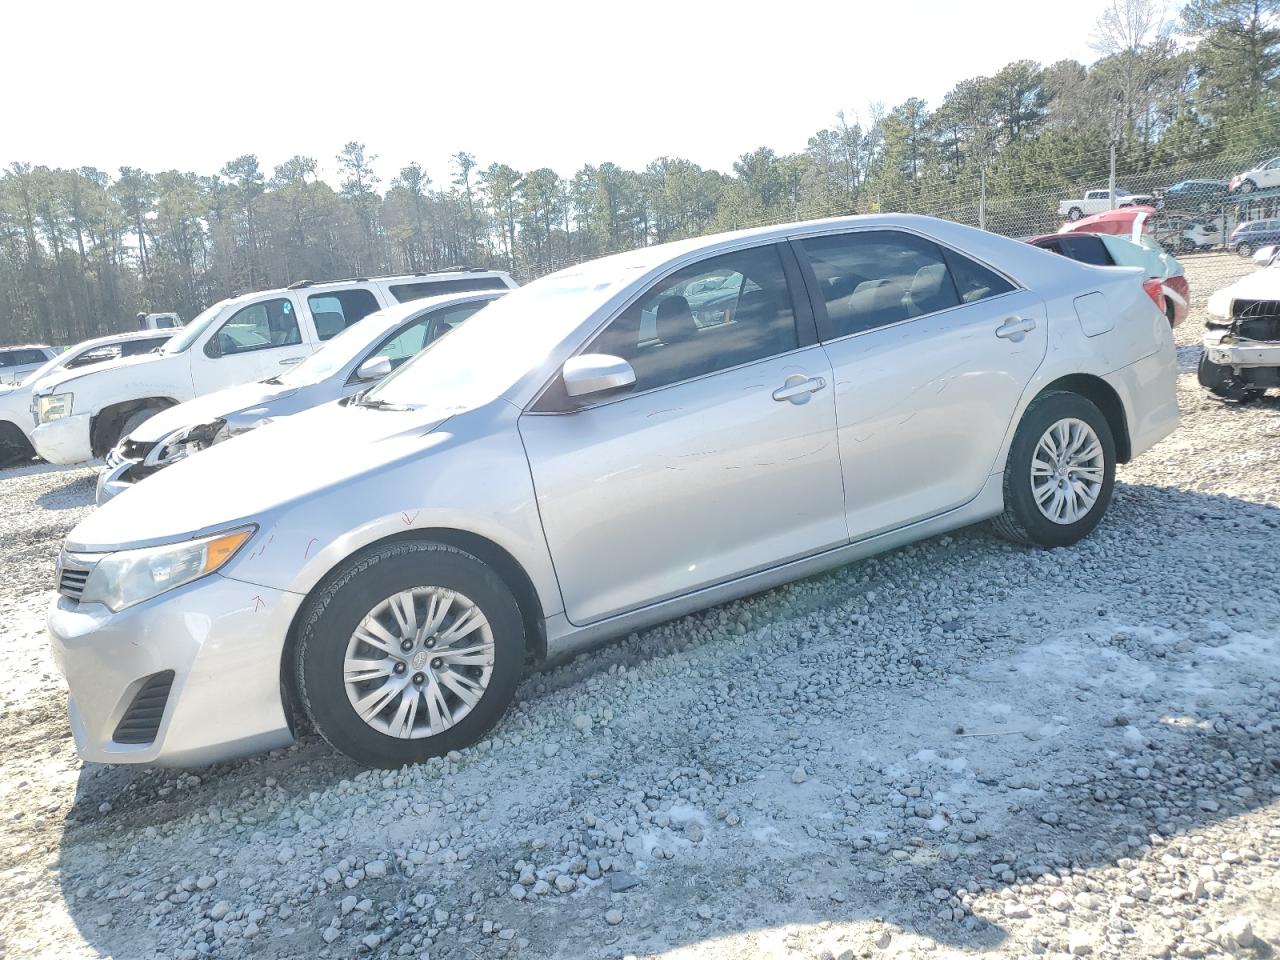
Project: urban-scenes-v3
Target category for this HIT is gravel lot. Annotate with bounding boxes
[1,253,1277,960]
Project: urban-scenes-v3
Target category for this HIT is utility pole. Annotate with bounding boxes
[1109,142,1117,211]
[979,167,987,231]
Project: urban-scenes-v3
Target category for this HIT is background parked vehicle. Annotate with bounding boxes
[49,213,1178,769]
[1229,218,1280,257]
[98,291,505,503]
[1199,244,1280,401]
[137,312,183,330]
[1160,179,1231,211]
[1229,157,1280,193]
[1058,188,1156,220]
[28,269,517,466]
[1027,228,1189,326]
[0,331,173,465]
[0,345,59,385]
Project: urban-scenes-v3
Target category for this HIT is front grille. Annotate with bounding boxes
[1234,300,1280,342]
[113,671,174,744]
[57,567,89,601]
[56,552,97,602]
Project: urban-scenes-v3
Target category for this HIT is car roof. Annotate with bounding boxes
[224,269,512,305]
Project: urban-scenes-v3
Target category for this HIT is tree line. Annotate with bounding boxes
[2,0,1277,345]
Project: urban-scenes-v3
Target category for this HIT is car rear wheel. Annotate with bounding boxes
[0,421,34,467]
[991,391,1116,548]
[1067,206,1083,221]
[295,540,525,767]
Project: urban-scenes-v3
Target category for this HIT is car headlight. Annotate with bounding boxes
[79,526,255,612]
[39,393,73,423]
[144,420,228,468]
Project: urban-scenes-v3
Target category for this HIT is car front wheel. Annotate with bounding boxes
[991,391,1116,548]
[1237,241,1255,258]
[295,540,525,767]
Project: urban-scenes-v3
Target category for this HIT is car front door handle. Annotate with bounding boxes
[995,317,1036,341]
[278,356,305,366]
[772,375,827,404]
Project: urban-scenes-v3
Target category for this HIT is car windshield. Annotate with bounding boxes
[364,267,630,410]
[161,301,225,354]
[277,309,399,386]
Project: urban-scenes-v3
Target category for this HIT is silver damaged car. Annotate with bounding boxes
[50,215,1179,768]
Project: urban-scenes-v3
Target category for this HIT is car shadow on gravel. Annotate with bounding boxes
[34,472,97,510]
[48,481,1280,959]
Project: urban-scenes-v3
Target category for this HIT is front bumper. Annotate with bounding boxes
[48,573,302,766]
[1204,337,1280,369]
[96,453,138,505]
[31,413,94,465]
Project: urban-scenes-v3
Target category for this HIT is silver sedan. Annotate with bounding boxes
[96,291,504,504]
[50,214,1178,768]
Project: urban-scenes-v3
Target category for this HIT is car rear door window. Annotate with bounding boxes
[583,244,800,393]
[799,230,961,338]
[308,289,381,341]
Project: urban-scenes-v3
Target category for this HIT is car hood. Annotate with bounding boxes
[37,350,177,394]
[129,380,299,444]
[1207,267,1280,318]
[68,401,452,551]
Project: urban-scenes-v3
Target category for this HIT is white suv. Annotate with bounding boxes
[0,345,59,385]
[29,270,516,464]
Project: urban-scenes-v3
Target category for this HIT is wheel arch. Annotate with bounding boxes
[277,527,548,735]
[1036,374,1131,462]
[90,396,180,457]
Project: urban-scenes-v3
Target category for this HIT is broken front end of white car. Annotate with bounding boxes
[1200,298,1280,402]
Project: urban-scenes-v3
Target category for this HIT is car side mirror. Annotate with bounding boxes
[356,355,394,381]
[562,353,636,399]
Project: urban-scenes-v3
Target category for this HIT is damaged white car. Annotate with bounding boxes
[1199,245,1280,401]
[97,291,504,504]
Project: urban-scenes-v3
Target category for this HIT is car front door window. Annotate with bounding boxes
[583,245,799,394]
[208,299,301,358]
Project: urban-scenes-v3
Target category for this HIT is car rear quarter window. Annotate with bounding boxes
[1058,235,1115,266]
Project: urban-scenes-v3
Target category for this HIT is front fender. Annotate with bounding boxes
[219,418,563,619]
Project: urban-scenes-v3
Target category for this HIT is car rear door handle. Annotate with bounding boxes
[995,317,1036,341]
[278,356,304,366]
[772,375,826,403]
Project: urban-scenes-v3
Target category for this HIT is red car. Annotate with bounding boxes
[1026,224,1188,327]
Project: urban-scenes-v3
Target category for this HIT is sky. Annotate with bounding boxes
[0,0,1119,186]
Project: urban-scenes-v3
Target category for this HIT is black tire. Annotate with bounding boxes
[0,421,34,467]
[1067,206,1083,221]
[295,540,525,768]
[1239,179,1257,194]
[991,391,1116,548]
[1237,241,1255,258]
[1180,237,1197,254]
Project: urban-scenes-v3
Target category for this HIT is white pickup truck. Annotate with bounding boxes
[30,269,516,464]
[1059,189,1156,221]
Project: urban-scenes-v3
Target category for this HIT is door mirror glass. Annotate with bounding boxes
[356,355,394,381]
[562,354,636,398]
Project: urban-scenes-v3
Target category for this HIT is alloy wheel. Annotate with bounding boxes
[343,586,495,739]
[1030,418,1105,525]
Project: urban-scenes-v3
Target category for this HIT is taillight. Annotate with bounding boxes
[1142,277,1166,313]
